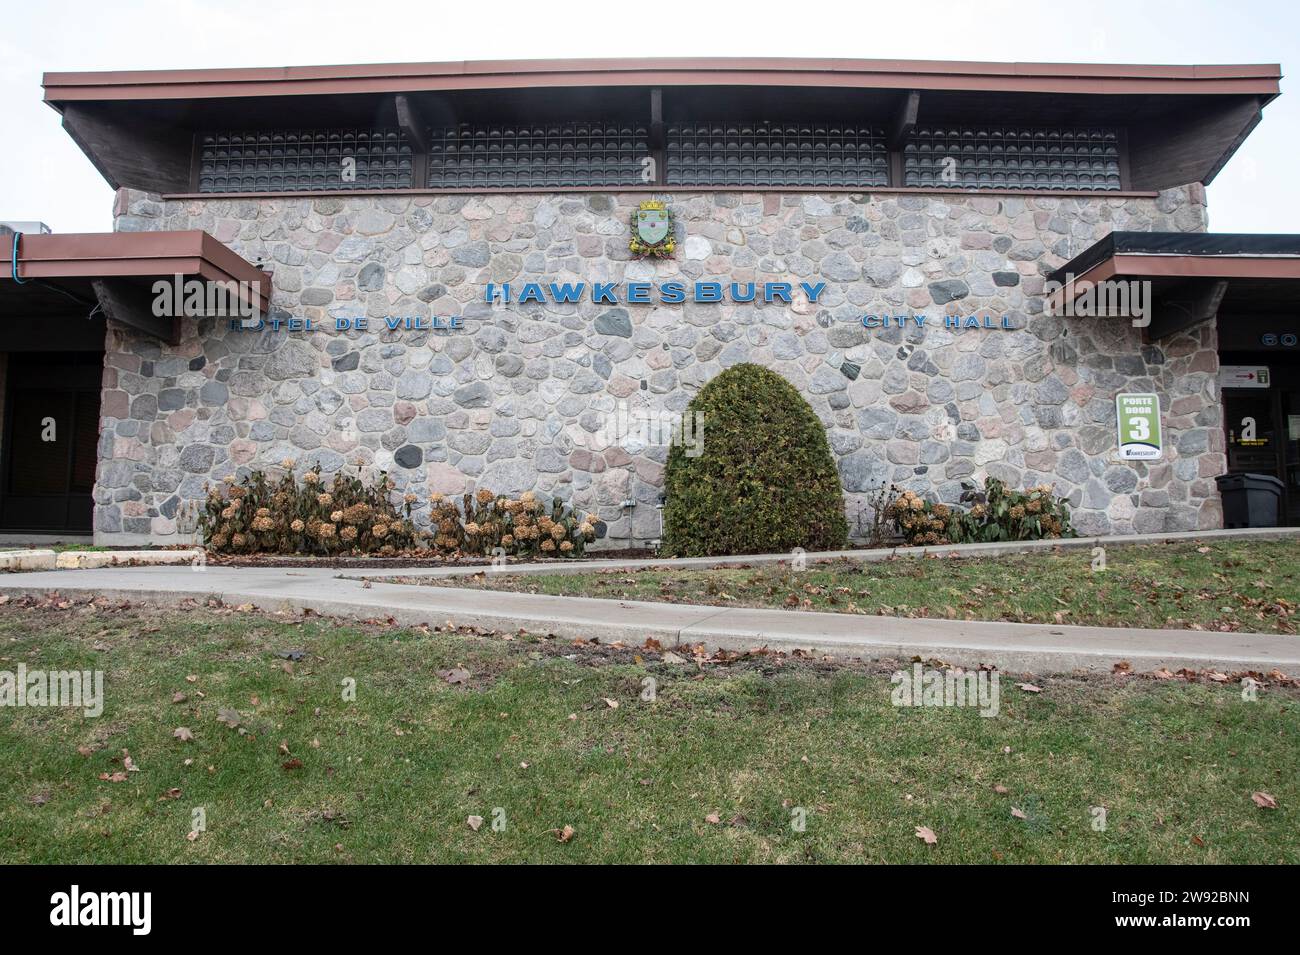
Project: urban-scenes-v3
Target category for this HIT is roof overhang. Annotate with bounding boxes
[1047,232,1300,340]
[3,230,271,344]
[41,57,1282,196]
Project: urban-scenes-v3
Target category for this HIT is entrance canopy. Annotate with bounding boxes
[1047,231,1300,339]
[3,230,270,345]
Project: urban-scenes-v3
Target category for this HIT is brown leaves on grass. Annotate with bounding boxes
[1251,792,1278,809]
[914,825,938,845]
[172,727,194,742]
[551,825,575,843]
[438,668,470,685]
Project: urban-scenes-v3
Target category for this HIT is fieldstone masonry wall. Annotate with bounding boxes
[97,185,1224,546]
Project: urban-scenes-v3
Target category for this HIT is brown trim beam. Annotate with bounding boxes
[164,185,1161,202]
[43,58,1283,103]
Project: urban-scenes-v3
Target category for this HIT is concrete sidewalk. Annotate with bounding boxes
[1,557,1297,674]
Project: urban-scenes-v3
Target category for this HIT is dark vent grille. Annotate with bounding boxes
[666,123,888,187]
[904,126,1122,190]
[427,123,650,188]
[197,129,413,193]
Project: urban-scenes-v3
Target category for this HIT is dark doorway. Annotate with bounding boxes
[0,352,103,534]
[1221,347,1300,527]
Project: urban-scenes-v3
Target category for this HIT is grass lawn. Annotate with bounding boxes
[0,597,1295,863]
[406,539,1300,634]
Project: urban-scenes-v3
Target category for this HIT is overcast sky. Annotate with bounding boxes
[1,0,1294,234]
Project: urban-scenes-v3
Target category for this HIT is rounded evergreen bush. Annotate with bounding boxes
[660,363,849,556]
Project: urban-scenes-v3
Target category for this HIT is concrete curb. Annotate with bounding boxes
[54,549,205,570]
[0,549,56,572]
[2,560,1298,675]
[356,526,1300,579]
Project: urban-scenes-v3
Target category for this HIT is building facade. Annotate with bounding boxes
[3,58,1292,546]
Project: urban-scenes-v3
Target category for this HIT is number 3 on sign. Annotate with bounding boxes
[1115,393,1162,461]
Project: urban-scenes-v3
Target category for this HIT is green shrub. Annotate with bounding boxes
[883,478,1075,546]
[661,363,849,556]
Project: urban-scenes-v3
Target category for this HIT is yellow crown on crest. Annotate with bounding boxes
[638,199,668,212]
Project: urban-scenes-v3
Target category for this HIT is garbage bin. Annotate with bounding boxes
[1215,473,1284,528]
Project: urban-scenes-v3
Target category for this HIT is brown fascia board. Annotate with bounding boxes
[9,230,271,312]
[42,57,1283,102]
[1046,253,1300,312]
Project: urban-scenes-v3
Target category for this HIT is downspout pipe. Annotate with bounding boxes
[10,231,27,284]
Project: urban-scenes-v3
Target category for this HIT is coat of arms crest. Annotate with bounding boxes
[629,200,675,258]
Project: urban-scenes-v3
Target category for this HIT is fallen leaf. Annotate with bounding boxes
[1016,683,1042,693]
[185,675,198,683]
[554,824,575,843]
[1011,807,1027,820]
[98,772,128,783]
[186,830,199,842]
[172,727,194,742]
[603,698,619,709]
[915,825,938,845]
[705,812,721,825]
[76,745,94,757]
[171,692,187,704]
[993,784,1010,795]
[1251,791,1278,809]
[467,815,484,831]
[438,668,470,685]
[282,758,303,771]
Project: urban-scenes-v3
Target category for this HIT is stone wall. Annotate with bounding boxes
[96,185,1224,546]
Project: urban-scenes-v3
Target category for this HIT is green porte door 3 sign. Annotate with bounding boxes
[1116,393,1163,461]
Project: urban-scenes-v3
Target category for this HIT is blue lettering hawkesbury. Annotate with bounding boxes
[481,281,830,304]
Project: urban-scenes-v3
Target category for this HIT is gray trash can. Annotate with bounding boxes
[1215,473,1284,528]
